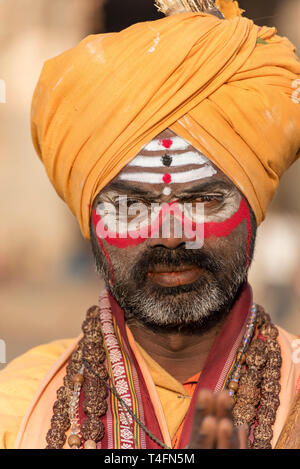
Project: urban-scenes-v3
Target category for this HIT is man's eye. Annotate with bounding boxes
[196,195,224,203]
[119,199,141,207]
[116,199,146,211]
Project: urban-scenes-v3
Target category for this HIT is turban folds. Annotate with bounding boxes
[31,12,300,239]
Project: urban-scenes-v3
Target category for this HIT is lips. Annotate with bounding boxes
[147,264,201,287]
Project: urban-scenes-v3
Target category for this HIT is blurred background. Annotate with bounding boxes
[0,0,300,368]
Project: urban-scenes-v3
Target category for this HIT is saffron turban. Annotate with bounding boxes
[31,12,300,239]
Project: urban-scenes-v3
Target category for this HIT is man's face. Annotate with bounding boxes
[90,128,256,332]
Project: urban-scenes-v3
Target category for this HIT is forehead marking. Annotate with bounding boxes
[163,173,171,184]
[128,151,209,168]
[161,139,172,148]
[119,166,217,184]
[162,154,172,167]
[163,187,172,196]
[143,136,190,152]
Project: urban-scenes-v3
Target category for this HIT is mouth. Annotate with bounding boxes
[147,264,202,287]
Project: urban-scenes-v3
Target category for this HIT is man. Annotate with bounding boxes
[1,0,300,449]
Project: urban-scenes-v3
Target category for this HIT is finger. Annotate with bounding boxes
[215,390,234,420]
[188,390,216,449]
[189,416,218,449]
[216,418,234,449]
[237,424,249,449]
[196,389,215,417]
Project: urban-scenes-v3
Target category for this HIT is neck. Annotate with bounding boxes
[108,282,250,383]
[127,315,226,383]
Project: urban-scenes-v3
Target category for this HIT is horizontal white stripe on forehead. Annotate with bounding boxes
[119,165,217,184]
[143,136,190,152]
[128,151,209,168]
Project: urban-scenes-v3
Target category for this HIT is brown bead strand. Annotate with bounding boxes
[45,305,109,449]
[251,308,281,449]
[232,306,281,449]
[80,307,108,444]
[45,344,83,449]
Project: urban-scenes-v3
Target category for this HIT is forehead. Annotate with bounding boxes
[100,128,236,198]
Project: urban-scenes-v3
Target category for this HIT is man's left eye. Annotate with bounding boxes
[196,195,223,203]
[120,199,142,208]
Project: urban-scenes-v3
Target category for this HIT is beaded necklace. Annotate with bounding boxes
[46,303,281,449]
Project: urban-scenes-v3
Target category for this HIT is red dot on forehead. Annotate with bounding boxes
[160,139,173,149]
[163,173,172,184]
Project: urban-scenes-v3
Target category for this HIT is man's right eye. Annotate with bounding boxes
[117,198,144,208]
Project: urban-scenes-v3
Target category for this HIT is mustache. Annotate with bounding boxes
[131,246,222,283]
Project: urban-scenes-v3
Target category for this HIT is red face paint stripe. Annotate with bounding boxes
[203,199,252,267]
[245,206,252,267]
[203,199,249,238]
[92,199,250,251]
[91,210,116,283]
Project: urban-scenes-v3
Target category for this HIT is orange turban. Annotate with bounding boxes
[31,12,300,239]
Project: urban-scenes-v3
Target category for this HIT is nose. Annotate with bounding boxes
[147,214,195,250]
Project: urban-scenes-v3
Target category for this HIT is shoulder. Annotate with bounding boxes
[276,325,300,399]
[0,338,76,449]
[276,325,300,358]
[274,327,300,448]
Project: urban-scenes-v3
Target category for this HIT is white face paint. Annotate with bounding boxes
[119,166,216,184]
[143,136,190,152]
[119,136,216,195]
[163,187,171,196]
[121,134,216,197]
[128,151,209,168]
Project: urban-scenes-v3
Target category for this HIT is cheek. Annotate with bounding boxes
[203,198,250,238]
[92,211,116,283]
[92,209,148,249]
[203,199,251,266]
[92,211,148,283]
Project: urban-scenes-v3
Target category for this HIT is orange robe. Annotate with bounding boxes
[0,325,299,449]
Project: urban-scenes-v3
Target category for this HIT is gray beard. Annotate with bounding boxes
[103,246,247,333]
[114,279,230,331]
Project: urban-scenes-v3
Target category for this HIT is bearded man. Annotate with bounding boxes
[1,0,300,450]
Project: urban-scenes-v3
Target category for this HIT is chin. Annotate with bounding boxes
[121,276,232,332]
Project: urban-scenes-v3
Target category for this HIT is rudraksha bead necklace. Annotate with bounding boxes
[226,305,282,449]
[46,303,281,449]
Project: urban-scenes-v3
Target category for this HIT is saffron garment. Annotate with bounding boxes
[134,341,201,442]
[31,12,300,239]
[0,285,300,449]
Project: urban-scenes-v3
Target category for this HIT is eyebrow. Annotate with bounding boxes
[101,179,233,199]
[101,181,159,199]
[181,180,233,195]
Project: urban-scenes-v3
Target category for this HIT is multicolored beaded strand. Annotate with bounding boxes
[226,304,258,397]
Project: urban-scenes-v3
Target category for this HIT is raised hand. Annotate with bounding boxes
[188,389,248,449]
